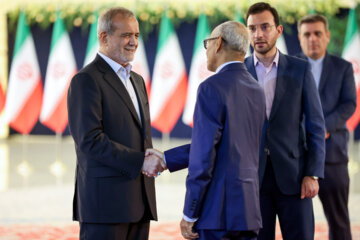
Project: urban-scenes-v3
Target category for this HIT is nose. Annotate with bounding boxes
[129,35,137,45]
[309,33,317,42]
[254,28,264,38]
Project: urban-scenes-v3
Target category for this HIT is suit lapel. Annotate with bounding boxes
[318,53,330,94]
[245,55,258,81]
[269,53,287,121]
[96,55,142,128]
[130,72,148,128]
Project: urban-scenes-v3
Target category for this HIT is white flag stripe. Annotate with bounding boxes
[342,33,360,87]
[182,46,212,125]
[132,37,150,85]
[83,41,99,66]
[277,35,287,54]
[150,34,186,118]
[40,34,76,120]
[4,37,40,121]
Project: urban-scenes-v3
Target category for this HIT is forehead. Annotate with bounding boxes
[112,15,139,33]
[247,10,275,25]
[299,21,326,33]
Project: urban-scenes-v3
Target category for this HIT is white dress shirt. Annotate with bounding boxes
[307,56,325,89]
[254,50,280,119]
[98,52,141,121]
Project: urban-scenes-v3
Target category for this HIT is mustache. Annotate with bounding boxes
[254,39,267,44]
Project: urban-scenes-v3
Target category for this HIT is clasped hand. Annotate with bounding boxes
[141,148,167,177]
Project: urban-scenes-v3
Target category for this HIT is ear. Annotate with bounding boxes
[99,31,108,45]
[215,37,223,53]
[326,30,330,41]
[276,25,284,37]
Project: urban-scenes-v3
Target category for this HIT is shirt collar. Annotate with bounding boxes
[98,52,132,75]
[307,55,325,66]
[253,49,280,68]
[215,61,243,74]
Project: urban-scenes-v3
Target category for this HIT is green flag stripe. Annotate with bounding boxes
[157,12,175,53]
[50,11,66,52]
[344,8,358,47]
[193,14,210,52]
[234,11,245,24]
[86,12,98,54]
[13,11,30,58]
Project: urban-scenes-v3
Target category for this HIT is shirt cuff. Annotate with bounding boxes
[183,214,198,223]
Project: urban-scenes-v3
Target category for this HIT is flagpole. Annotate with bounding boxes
[50,132,66,186]
[18,134,31,188]
[162,132,170,151]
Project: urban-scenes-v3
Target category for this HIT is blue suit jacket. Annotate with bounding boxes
[245,52,326,195]
[297,52,356,164]
[165,63,266,232]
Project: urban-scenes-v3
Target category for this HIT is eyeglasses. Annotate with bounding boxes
[203,36,226,49]
[247,23,275,34]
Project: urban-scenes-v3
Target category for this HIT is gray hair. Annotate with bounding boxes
[213,21,250,55]
[97,7,135,35]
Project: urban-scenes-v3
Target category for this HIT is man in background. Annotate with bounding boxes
[298,14,356,240]
[245,2,325,239]
[67,7,164,240]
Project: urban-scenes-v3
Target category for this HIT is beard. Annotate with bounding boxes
[252,39,277,55]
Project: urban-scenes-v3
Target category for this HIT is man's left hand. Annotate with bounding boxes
[180,218,199,239]
[301,176,319,199]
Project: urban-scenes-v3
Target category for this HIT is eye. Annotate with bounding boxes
[248,26,256,32]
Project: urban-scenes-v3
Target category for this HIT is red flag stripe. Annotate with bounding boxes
[9,79,42,134]
[347,87,360,131]
[151,73,187,134]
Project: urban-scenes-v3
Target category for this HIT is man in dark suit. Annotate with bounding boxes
[244,2,326,239]
[67,7,165,240]
[298,14,356,240]
[148,21,266,240]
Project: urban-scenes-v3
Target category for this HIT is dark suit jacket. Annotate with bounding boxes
[297,52,356,164]
[67,55,157,223]
[245,52,326,195]
[165,63,266,232]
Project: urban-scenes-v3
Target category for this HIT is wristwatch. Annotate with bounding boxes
[310,176,319,180]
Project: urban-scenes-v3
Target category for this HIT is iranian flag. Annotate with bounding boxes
[342,8,360,131]
[4,12,43,134]
[182,14,212,126]
[83,12,99,67]
[150,13,188,133]
[132,36,151,98]
[40,11,77,133]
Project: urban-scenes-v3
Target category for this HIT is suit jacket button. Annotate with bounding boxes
[264,148,270,155]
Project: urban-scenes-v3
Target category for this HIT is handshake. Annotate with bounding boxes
[142,149,167,177]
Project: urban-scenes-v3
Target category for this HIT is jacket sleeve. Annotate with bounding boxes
[183,82,224,218]
[164,144,191,172]
[325,63,357,132]
[68,72,144,180]
[302,64,326,178]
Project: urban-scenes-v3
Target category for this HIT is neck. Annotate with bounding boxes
[255,47,277,67]
[216,52,244,68]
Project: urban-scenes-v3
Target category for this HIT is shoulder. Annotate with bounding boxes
[282,53,308,66]
[130,70,145,82]
[70,62,100,89]
[326,53,352,68]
